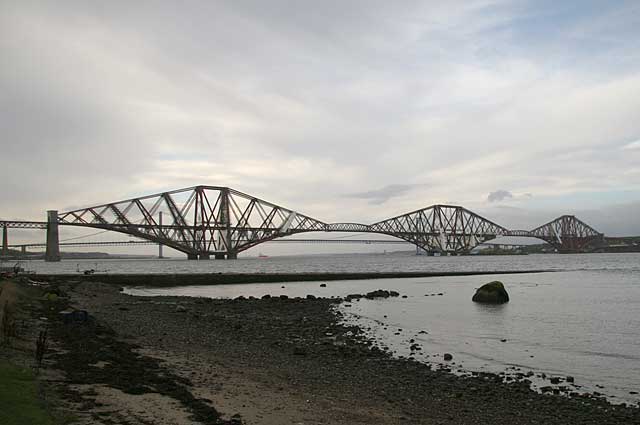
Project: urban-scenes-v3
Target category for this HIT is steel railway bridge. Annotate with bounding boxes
[1,185,605,261]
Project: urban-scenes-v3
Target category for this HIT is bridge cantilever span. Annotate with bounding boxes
[1,185,607,261]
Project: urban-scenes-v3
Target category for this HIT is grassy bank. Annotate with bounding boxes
[0,361,53,425]
[0,280,56,424]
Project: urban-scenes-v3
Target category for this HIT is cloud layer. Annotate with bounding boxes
[1,0,639,245]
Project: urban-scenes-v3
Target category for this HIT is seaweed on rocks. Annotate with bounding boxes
[44,291,235,425]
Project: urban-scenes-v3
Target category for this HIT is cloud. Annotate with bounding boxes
[1,0,640,250]
[348,184,418,205]
[487,190,513,203]
[623,140,640,150]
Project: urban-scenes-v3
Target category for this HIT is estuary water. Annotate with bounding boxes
[23,253,640,404]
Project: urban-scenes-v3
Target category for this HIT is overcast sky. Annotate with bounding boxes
[2,0,640,253]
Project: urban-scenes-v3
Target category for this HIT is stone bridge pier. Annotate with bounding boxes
[45,210,61,262]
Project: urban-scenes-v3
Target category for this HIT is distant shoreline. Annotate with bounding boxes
[34,269,555,287]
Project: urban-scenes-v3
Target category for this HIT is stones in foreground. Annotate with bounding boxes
[344,289,400,302]
[472,281,509,304]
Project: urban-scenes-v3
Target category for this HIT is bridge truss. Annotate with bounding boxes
[57,186,326,259]
[1,185,606,259]
[527,215,604,253]
[368,205,509,254]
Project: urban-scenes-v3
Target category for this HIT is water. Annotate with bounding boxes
[19,252,640,275]
[26,253,640,404]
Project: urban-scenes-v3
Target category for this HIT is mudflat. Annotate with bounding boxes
[32,280,640,424]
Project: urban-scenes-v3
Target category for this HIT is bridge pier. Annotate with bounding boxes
[158,212,164,259]
[1,226,7,257]
[21,246,26,254]
[45,210,61,262]
[199,253,211,260]
[187,253,198,260]
[227,252,237,260]
[214,254,225,260]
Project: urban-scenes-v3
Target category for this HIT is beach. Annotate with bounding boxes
[15,278,637,424]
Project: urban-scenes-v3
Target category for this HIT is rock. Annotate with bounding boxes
[362,290,401,300]
[443,353,453,361]
[176,305,187,313]
[550,377,562,384]
[472,281,509,304]
[566,376,575,383]
[344,293,363,301]
[306,294,316,300]
[320,283,327,287]
[401,295,408,299]
[261,294,271,299]
[279,295,289,300]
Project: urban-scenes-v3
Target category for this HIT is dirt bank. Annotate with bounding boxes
[35,269,552,287]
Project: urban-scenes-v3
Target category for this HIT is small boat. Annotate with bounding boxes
[258,253,269,259]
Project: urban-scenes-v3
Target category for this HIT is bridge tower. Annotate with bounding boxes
[158,211,164,259]
[45,210,61,262]
[1,226,7,257]
[214,187,235,259]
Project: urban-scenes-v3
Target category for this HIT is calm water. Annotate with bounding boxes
[16,251,640,275]
[23,253,640,404]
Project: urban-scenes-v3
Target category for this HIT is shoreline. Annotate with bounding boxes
[31,278,640,424]
[33,269,555,287]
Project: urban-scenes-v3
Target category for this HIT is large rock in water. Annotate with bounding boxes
[472,281,509,304]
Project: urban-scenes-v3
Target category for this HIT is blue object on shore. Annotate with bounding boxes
[60,309,89,324]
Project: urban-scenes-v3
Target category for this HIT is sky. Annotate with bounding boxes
[1,1,640,254]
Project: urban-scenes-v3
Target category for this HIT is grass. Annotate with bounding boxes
[0,361,54,425]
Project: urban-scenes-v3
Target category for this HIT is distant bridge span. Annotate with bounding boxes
[1,185,604,261]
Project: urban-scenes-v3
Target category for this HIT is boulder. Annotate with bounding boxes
[472,281,509,304]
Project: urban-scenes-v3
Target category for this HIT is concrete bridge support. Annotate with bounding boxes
[2,227,7,257]
[45,210,61,262]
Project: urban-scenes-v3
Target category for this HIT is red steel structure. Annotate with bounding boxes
[1,185,605,259]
